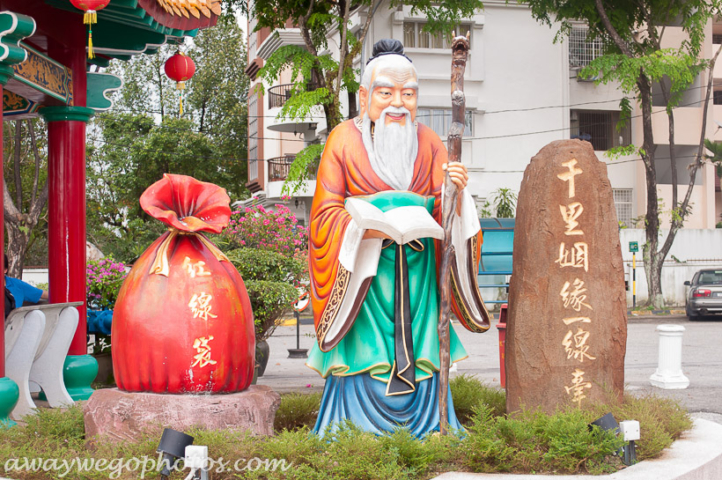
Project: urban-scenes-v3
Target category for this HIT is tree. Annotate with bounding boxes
[490,187,518,218]
[87,13,250,262]
[3,119,49,277]
[253,0,484,193]
[704,138,722,177]
[525,0,722,307]
[186,13,250,172]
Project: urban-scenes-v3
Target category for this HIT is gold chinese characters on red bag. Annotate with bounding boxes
[112,174,255,393]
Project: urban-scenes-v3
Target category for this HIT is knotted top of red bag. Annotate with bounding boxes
[140,174,231,234]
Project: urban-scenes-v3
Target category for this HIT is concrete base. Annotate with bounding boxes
[63,355,98,401]
[650,372,690,390]
[0,377,19,428]
[431,418,722,480]
[83,386,281,444]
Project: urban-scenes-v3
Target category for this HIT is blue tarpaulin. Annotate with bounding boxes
[87,309,113,335]
[478,218,515,304]
[479,218,514,274]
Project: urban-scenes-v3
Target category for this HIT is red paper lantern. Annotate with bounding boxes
[70,0,109,59]
[165,51,196,115]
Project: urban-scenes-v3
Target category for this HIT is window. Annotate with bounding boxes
[248,93,259,181]
[613,189,634,227]
[416,108,473,137]
[403,22,470,49]
[570,110,630,151]
[714,34,722,45]
[569,27,605,67]
[714,90,722,105]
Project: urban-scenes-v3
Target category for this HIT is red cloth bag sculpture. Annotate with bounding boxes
[112,174,255,393]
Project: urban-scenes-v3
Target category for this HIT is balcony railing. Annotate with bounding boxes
[268,81,323,109]
[267,155,318,182]
[268,84,294,109]
[268,156,296,181]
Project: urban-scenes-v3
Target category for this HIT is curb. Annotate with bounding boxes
[628,310,686,317]
[432,418,722,480]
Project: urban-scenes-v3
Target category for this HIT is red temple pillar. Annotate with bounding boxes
[40,32,97,400]
[39,107,96,401]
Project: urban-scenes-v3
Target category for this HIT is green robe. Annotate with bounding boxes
[307,191,468,385]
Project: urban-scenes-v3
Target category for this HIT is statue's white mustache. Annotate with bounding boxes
[381,106,411,118]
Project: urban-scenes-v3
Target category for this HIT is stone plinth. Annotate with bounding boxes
[83,386,280,444]
[650,324,690,389]
[506,140,627,414]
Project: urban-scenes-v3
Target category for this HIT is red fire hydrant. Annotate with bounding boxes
[496,303,508,388]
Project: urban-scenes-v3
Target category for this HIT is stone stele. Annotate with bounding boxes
[83,386,281,444]
[505,139,627,414]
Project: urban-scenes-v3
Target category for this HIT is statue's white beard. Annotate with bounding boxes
[362,107,418,190]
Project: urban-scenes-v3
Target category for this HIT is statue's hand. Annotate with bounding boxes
[442,162,468,191]
[442,162,468,215]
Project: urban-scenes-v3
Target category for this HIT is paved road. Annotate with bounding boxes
[260,315,722,421]
[623,315,722,419]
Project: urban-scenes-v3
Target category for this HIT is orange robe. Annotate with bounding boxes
[309,118,489,355]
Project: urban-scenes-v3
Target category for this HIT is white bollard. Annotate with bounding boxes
[649,324,689,389]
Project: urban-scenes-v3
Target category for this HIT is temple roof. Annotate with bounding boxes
[43,0,221,66]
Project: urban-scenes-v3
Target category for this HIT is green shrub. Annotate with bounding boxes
[0,390,693,479]
[586,392,692,460]
[244,279,298,341]
[227,248,305,342]
[464,405,624,474]
[227,248,305,283]
[274,392,322,432]
[449,375,505,424]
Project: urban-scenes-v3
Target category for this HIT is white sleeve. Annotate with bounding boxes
[338,219,365,272]
[450,190,488,327]
[322,237,383,347]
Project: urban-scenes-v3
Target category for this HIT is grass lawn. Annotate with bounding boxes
[0,376,691,479]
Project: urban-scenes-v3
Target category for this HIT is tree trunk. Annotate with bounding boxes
[642,241,664,308]
[637,73,665,309]
[647,44,722,307]
[3,118,49,279]
[347,90,358,119]
[5,222,28,279]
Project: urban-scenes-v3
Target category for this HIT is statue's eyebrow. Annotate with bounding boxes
[372,77,395,89]
[403,81,418,90]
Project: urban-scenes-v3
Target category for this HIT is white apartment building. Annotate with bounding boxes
[246,1,722,230]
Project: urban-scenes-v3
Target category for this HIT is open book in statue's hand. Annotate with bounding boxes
[345,197,444,245]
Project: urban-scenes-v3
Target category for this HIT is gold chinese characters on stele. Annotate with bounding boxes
[505,140,628,415]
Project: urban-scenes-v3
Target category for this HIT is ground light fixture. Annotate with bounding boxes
[589,412,620,434]
[619,420,640,466]
[588,413,639,466]
[157,428,194,479]
[184,445,209,480]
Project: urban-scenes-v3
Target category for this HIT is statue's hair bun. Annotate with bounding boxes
[367,39,412,65]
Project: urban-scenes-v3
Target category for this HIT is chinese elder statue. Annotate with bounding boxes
[306,39,490,436]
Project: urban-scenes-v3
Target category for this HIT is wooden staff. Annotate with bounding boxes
[438,32,470,435]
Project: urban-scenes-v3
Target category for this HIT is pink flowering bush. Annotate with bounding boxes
[219,202,309,343]
[222,203,309,254]
[86,257,128,310]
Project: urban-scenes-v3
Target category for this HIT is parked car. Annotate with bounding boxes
[684,270,722,320]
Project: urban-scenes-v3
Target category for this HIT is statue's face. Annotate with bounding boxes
[360,62,418,126]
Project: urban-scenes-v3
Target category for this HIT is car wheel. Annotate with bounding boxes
[686,304,700,321]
